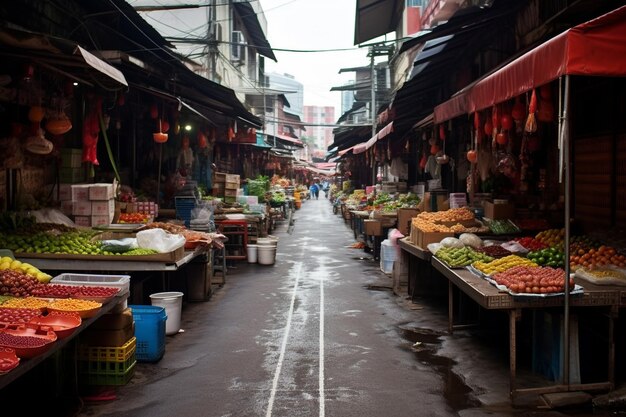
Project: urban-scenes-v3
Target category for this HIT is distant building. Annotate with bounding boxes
[341,81,355,115]
[304,105,335,155]
[267,72,304,119]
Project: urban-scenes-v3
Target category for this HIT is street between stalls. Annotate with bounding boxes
[69,198,623,417]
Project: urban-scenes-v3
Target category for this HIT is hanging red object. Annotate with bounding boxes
[466,149,478,163]
[539,84,552,99]
[525,89,538,133]
[496,131,508,145]
[150,103,159,119]
[160,119,170,133]
[484,120,493,137]
[430,144,440,155]
[501,113,513,130]
[419,153,427,169]
[492,105,501,129]
[473,112,481,130]
[439,124,446,140]
[511,96,525,121]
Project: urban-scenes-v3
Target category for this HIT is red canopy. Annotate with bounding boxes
[434,5,626,122]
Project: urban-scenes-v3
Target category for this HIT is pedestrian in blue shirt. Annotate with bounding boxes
[309,183,319,200]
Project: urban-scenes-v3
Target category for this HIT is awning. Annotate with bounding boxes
[354,0,403,45]
[363,121,394,149]
[434,5,626,120]
[232,1,277,61]
[0,25,127,88]
[263,133,304,148]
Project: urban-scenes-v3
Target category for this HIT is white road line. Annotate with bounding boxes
[319,272,325,417]
[266,262,303,417]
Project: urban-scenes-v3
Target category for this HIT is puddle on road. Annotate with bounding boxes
[351,256,375,261]
[399,327,480,411]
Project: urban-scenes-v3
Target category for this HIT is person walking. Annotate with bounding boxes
[309,182,319,200]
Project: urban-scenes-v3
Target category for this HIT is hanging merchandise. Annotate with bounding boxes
[82,96,102,164]
[25,125,53,155]
[439,124,446,141]
[537,85,555,122]
[511,96,525,123]
[153,117,168,143]
[467,149,477,163]
[150,103,159,119]
[491,105,500,146]
[496,130,508,145]
[474,112,482,145]
[525,89,538,133]
[45,95,72,136]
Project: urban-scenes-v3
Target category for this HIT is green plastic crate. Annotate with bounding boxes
[79,361,136,386]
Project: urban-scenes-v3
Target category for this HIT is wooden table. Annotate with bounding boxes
[398,238,446,299]
[430,257,620,400]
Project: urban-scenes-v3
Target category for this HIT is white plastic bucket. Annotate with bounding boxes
[247,244,258,263]
[257,245,276,265]
[257,237,277,246]
[149,292,184,335]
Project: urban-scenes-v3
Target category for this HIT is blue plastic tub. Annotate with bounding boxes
[129,305,167,362]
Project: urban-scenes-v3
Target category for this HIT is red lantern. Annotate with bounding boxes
[496,131,508,145]
[501,113,513,131]
[153,132,168,143]
[492,106,500,129]
[484,121,493,137]
[512,96,525,121]
[160,119,170,133]
[467,149,477,163]
[430,144,440,155]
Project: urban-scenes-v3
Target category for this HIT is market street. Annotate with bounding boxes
[75,198,493,417]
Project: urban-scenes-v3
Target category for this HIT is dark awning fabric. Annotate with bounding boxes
[354,0,403,45]
[0,25,127,88]
[233,2,277,62]
[264,133,304,148]
[434,4,626,122]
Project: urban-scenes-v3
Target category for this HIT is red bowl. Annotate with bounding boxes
[0,347,19,374]
[0,326,57,358]
[29,313,82,339]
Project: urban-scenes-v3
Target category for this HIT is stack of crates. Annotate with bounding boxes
[212,172,240,204]
[78,307,137,386]
[129,305,167,362]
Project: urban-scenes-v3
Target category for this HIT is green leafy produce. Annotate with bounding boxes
[435,246,494,268]
[487,219,520,235]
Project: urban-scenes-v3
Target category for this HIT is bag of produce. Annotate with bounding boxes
[440,237,464,249]
[459,233,482,249]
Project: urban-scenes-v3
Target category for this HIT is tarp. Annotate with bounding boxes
[434,5,626,122]
[353,121,394,155]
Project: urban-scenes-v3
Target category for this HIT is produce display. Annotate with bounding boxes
[30,284,119,300]
[0,308,42,324]
[486,219,520,235]
[0,257,52,283]
[435,246,493,268]
[570,245,625,270]
[535,228,565,247]
[0,226,105,256]
[0,297,50,310]
[0,347,19,374]
[412,208,484,233]
[471,255,538,276]
[118,213,152,223]
[0,270,41,297]
[527,247,565,268]
[491,266,573,294]
[475,245,512,258]
[513,236,547,251]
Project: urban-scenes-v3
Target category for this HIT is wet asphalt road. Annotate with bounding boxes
[73,197,615,417]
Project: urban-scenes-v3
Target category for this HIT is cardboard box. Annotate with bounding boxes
[89,183,115,200]
[80,322,135,347]
[225,174,240,183]
[397,208,419,235]
[72,200,92,216]
[225,181,239,190]
[90,308,133,330]
[224,188,238,197]
[364,219,383,236]
[60,200,73,215]
[483,201,515,220]
[418,192,450,212]
[71,184,91,201]
[416,229,454,249]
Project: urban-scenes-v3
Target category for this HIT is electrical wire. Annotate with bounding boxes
[167,37,362,53]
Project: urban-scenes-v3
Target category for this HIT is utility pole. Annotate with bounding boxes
[369,46,376,188]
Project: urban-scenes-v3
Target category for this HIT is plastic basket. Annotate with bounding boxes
[79,361,136,386]
[78,347,136,375]
[51,273,130,296]
[175,197,196,228]
[78,336,136,362]
[130,305,166,362]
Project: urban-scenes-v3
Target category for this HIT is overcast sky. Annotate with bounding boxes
[259,0,370,112]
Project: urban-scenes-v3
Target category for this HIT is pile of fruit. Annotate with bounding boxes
[491,266,572,294]
[527,247,565,268]
[0,257,52,283]
[514,236,547,251]
[475,245,512,258]
[412,208,479,233]
[118,212,152,223]
[570,245,626,270]
[472,255,538,276]
[435,246,493,268]
[535,228,565,247]
[0,228,104,256]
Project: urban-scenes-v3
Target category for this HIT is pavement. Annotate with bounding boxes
[8,196,625,416]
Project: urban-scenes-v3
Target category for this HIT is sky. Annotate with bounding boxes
[259,0,371,112]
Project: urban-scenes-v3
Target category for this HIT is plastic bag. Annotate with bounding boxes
[136,228,185,253]
[427,242,443,254]
[440,237,464,249]
[101,238,138,253]
[31,208,75,227]
[387,228,404,244]
[501,240,528,254]
[459,233,482,249]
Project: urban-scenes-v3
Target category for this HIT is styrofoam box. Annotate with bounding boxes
[74,216,91,227]
[52,273,130,295]
[71,184,91,201]
[91,213,114,226]
[72,200,92,216]
[60,200,73,215]
[89,183,115,201]
[92,199,115,216]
